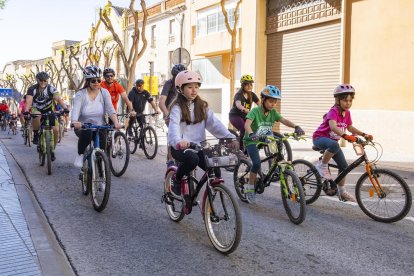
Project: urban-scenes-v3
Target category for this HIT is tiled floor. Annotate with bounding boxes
[0,147,41,276]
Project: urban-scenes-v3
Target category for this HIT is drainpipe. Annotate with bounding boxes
[340,0,348,83]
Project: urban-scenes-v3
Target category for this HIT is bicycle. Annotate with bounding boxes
[126,113,158,159]
[8,119,17,135]
[21,117,32,147]
[234,134,306,225]
[57,115,65,143]
[292,137,412,223]
[0,112,8,131]
[161,139,242,254]
[76,123,113,212]
[106,114,130,177]
[31,111,65,175]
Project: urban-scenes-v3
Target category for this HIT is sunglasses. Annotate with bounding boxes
[90,78,102,84]
[38,80,48,83]
[104,74,114,78]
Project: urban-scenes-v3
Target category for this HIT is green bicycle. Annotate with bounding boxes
[234,134,306,224]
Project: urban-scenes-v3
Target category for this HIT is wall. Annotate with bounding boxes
[345,0,414,159]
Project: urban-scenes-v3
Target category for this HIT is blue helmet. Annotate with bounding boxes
[260,85,281,100]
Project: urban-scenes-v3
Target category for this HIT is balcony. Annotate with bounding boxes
[193,28,241,56]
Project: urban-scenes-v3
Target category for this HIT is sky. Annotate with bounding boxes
[0,0,161,70]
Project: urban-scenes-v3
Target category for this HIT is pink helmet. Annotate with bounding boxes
[333,84,355,97]
[175,70,202,92]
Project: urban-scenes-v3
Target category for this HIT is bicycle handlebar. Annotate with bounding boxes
[70,123,114,131]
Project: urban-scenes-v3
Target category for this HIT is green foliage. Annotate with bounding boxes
[0,0,7,10]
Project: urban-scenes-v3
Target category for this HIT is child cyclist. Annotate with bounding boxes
[313,84,373,202]
[168,70,238,196]
[244,85,305,203]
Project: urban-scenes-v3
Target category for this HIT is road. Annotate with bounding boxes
[1,129,414,276]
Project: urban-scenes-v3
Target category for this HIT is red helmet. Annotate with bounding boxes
[175,70,202,93]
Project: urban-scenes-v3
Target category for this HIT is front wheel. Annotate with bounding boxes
[108,132,130,177]
[127,127,138,154]
[355,168,412,223]
[142,126,158,159]
[91,150,111,212]
[45,131,52,175]
[280,169,306,225]
[27,129,32,147]
[233,159,251,203]
[292,159,322,204]
[204,184,242,254]
[164,170,185,222]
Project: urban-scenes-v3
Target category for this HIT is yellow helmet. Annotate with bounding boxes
[240,74,254,84]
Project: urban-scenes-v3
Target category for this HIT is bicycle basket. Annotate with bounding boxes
[201,139,238,168]
[267,141,278,154]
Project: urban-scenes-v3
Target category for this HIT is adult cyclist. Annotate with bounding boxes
[0,100,10,127]
[159,63,186,167]
[24,72,68,161]
[100,68,136,118]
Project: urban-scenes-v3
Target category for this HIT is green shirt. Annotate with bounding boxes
[243,106,283,146]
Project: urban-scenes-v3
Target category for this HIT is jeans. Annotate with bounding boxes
[246,144,261,174]
[313,137,348,173]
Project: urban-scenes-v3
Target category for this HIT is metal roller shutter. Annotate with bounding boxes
[267,20,341,134]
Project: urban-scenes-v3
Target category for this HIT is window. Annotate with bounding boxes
[169,19,175,43]
[207,14,217,34]
[151,25,156,48]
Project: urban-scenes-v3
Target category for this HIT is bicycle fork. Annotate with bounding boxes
[365,163,386,198]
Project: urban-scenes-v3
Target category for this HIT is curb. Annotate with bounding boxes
[1,144,76,276]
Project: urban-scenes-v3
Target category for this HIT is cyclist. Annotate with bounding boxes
[126,79,160,135]
[24,72,68,161]
[243,85,305,204]
[313,84,373,202]
[100,68,135,118]
[168,70,238,197]
[229,74,260,151]
[8,113,18,133]
[0,100,10,127]
[18,95,28,129]
[71,65,121,167]
[159,63,186,167]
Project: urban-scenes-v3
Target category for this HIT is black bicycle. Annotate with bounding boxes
[162,139,242,254]
[126,113,158,159]
[106,116,130,177]
[22,117,32,147]
[292,137,412,223]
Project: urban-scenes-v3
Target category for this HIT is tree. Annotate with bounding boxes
[100,0,148,92]
[220,0,242,106]
[0,0,7,10]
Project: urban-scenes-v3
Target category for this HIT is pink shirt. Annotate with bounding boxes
[19,100,26,113]
[313,105,352,141]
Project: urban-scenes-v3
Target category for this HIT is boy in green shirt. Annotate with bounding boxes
[243,85,304,203]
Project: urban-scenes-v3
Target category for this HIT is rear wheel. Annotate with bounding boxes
[142,126,158,159]
[280,169,306,225]
[233,159,251,203]
[91,150,111,212]
[355,168,412,223]
[204,184,242,254]
[108,131,130,177]
[292,159,322,204]
[127,127,138,154]
[164,170,185,222]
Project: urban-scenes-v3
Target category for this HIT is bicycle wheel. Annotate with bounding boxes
[23,128,28,145]
[108,131,130,177]
[142,126,158,159]
[355,168,412,223]
[91,150,111,212]
[81,157,91,196]
[164,170,185,222]
[204,184,242,254]
[27,129,32,147]
[58,122,63,143]
[45,131,52,175]
[292,159,322,204]
[38,137,45,166]
[280,169,306,225]
[127,127,138,154]
[233,159,251,203]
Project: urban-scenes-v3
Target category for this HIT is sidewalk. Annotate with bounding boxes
[0,140,75,276]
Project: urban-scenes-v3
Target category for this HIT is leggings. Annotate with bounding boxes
[171,147,221,180]
[229,114,246,150]
[78,129,107,155]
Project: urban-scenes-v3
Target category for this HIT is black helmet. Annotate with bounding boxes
[171,64,186,77]
[83,65,102,79]
[135,79,144,86]
[103,68,115,76]
[36,71,49,81]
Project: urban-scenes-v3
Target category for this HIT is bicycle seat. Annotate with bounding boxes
[312,146,325,154]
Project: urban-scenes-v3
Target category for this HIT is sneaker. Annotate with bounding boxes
[339,191,356,202]
[171,176,181,197]
[51,152,56,162]
[74,154,84,168]
[244,184,256,204]
[166,160,175,168]
[32,133,39,144]
[315,161,333,180]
